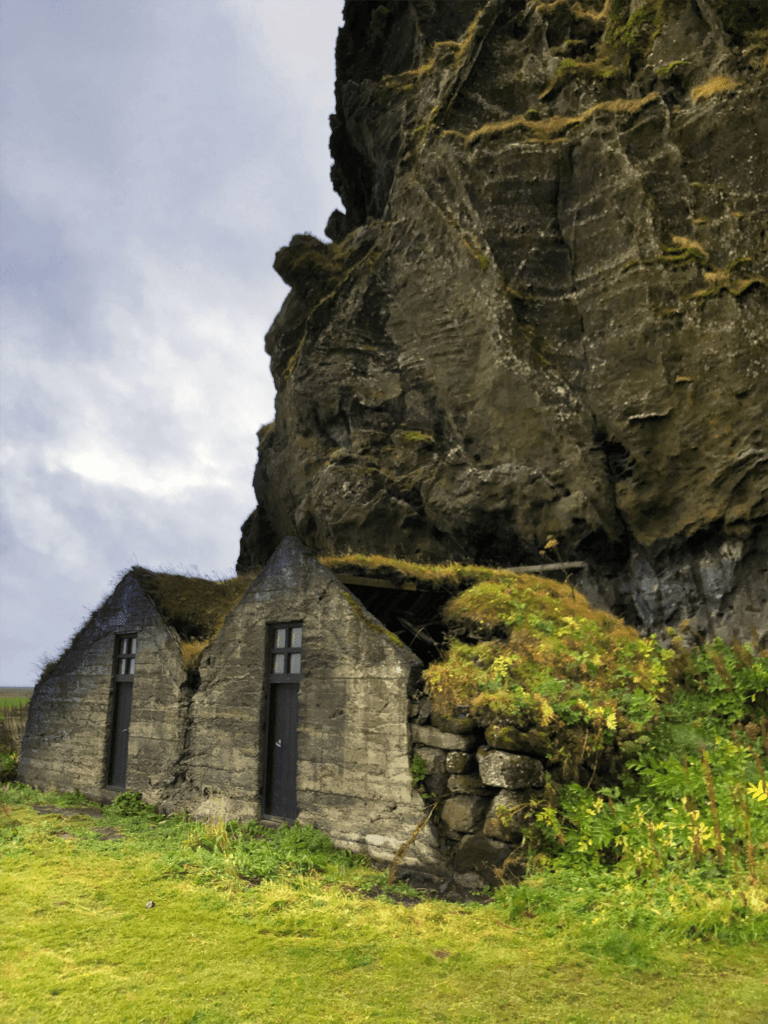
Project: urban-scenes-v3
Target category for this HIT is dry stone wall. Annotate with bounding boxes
[409,704,547,887]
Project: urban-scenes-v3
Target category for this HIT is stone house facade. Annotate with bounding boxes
[18,537,552,885]
[17,573,187,802]
[167,536,438,872]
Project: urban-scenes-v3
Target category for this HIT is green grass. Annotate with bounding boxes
[1,697,29,781]
[0,695,31,712]
[3,631,767,1021]
[2,787,768,1024]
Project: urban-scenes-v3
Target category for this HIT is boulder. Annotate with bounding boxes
[413,745,446,776]
[484,790,526,844]
[485,723,549,760]
[430,710,479,735]
[446,773,493,796]
[477,747,545,790]
[424,772,449,798]
[454,833,514,886]
[445,750,476,774]
[439,795,489,834]
[410,724,476,751]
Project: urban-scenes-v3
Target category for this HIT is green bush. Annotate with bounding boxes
[0,749,19,783]
[105,789,161,819]
[494,637,768,946]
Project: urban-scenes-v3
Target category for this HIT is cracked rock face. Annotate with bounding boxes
[239,0,768,645]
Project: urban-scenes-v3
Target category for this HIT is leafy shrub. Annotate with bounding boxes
[0,750,19,783]
[410,753,429,785]
[494,637,768,945]
[105,790,161,820]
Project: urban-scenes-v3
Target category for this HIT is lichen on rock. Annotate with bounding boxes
[238,0,768,647]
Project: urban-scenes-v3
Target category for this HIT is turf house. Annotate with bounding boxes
[19,536,684,886]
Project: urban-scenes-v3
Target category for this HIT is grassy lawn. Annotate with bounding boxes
[2,800,767,1024]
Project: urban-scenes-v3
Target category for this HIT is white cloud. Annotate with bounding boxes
[0,0,345,687]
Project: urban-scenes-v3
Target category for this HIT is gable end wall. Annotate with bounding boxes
[165,538,443,872]
[17,575,186,803]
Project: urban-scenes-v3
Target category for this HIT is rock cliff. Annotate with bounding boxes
[238,0,768,645]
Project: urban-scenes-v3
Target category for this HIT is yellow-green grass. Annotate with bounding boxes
[0,696,30,712]
[2,806,767,1024]
[690,74,738,103]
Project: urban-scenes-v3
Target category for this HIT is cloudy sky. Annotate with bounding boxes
[0,0,345,688]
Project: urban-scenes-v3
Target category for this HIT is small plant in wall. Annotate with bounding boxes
[0,749,19,783]
[409,753,436,801]
[410,753,429,786]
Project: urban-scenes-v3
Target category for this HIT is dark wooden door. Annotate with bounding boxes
[265,682,299,818]
[108,680,133,788]
[264,623,301,819]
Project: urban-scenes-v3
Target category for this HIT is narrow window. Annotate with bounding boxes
[264,622,302,819]
[107,634,137,789]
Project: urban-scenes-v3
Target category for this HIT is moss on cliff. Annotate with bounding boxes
[242,0,768,648]
[690,75,738,103]
[319,553,544,593]
[462,93,662,146]
[660,236,709,266]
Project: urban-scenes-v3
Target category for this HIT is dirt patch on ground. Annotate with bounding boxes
[33,805,125,841]
[342,880,492,907]
[33,805,105,818]
[93,826,125,841]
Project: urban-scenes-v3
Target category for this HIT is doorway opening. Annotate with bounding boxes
[107,635,136,789]
[264,623,302,819]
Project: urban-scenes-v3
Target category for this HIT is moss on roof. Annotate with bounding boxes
[130,567,260,643]
[318,552,529,592]
[425,573,677,780]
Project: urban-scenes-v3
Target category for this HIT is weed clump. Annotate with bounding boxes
[158,817,367,887]
[0,749,19,783]
[107,789,162,820]
[690,74,738,103]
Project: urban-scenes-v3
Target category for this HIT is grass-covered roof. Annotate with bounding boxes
[320,553,684,781]
[130,566,260,669]
[130,567,259,642]
[318,552,540,593]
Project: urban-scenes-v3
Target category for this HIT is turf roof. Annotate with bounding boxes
[130,567,259,642]
[317,553,536,593]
